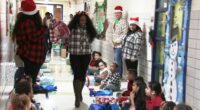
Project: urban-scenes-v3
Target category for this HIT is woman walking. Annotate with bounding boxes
[68,11,98,108]
[12,0,47,92]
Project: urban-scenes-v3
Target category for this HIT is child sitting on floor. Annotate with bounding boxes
[100,63,121,91]
[11,94,32,110]
[146,81,165,110]
[160,101,176,110]
[121,77,146,110]
[88,51,103,75]
[174,103,192,110]
[122,69,137,96]
[14,81,38,110]
[94,61,110,85]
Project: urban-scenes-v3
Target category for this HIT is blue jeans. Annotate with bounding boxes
[114,48,123,77]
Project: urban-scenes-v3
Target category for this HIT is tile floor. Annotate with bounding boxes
[34,56,94,110]
[0,53,127,110]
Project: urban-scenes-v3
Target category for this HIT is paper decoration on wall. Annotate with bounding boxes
[163,0,191,103]
[94,0,107,34]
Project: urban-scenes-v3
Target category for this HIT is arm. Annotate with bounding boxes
[101,73,111,84]
[100,74,110,89]
[129,92,135,108]
[100,70,109,79]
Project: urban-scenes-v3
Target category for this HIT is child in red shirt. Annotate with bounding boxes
[146,81,165,110]
[122,69,137,96]
[88,51,102,75]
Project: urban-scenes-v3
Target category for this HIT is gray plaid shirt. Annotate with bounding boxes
[68,27,92,55]
[102,72,121,87]
[122,31,143,61]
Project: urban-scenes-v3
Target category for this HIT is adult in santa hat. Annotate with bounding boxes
[112,5,128,78]
[122,17,143,78]
[12,0,47,93]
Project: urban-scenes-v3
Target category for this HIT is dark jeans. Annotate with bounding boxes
[70,54,91,83]
[114,48,123,77]
[21,57,42,84]
[125,59,138,75]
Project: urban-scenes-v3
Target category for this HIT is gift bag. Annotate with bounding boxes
[90,89,113,97]
[89,104,120,110]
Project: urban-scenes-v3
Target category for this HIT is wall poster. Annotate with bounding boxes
[94,0,107,40]
[163,0,191,103]
[6,0,17,37]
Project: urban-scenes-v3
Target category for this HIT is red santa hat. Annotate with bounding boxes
[20,0,38,15]
[129,17,140,27]
[114,6,123,13]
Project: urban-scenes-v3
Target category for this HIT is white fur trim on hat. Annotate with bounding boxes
[22,8,38,15]
[129,21,140,27]
[114,10,123,13]
[129,21,139,25]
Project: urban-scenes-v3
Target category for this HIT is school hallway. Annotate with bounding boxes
[1,0,200,110]
[0,42,95,110]
[0,41,126,110]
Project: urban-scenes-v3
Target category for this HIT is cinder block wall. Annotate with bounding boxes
[90,0,155,82]
[186,0,200,109]
[50,0,155,83]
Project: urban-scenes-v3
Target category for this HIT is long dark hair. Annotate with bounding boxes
[68,11,97,43]
[161,101,176,110]
[12,11,43,41]
[148,81,165,101]
[134,77,146,110]
[127,25,142,36]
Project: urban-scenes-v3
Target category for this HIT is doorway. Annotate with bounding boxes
[36,3,63,21]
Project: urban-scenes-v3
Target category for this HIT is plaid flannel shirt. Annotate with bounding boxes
[122,31,143,61]
[68,27,92,55]
[48,19,58,43]
[102,72,121,87]
[16,19,46,64]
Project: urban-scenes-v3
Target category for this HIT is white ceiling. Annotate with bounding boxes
[36,0,71,2]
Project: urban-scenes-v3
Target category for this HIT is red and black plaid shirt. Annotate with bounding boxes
[16,19,46,64]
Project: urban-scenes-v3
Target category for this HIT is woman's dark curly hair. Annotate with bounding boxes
[127,25,142,36]
[68,11,97,43]
[12,11,43,41]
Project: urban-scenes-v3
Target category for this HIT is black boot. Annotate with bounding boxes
[73,80,82,108]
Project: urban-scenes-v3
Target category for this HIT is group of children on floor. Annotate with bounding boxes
[9,75,40,110]
[87,51,121,91]
[88,51,193,110]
